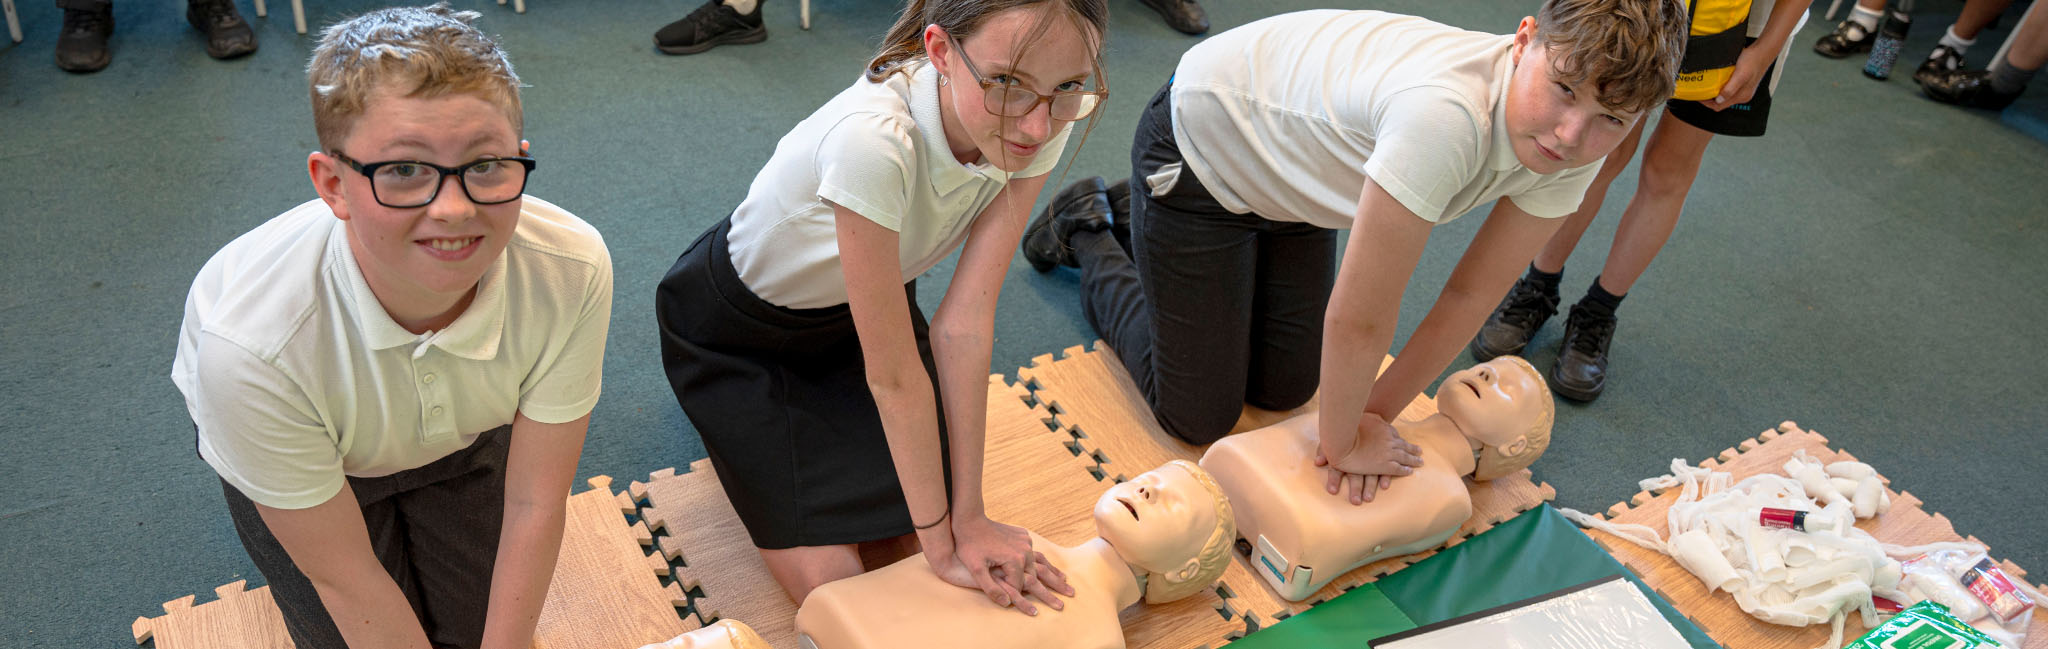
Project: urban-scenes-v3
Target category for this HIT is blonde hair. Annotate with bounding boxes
[1471,356,1555,482]
[1533,0,1690,114]
[1141,460,1237,604]
[306,3,523,152]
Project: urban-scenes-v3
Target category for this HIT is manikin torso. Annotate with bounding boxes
[795,533,1144,649]
[1199,413,1477,600]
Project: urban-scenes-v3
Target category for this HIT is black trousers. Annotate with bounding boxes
[1076,81,1338,445]
[221,425,511,649]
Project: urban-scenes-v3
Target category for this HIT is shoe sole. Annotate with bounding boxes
[657,28,768,55]
[1022,204,1061,273]
[57,52,113,73]
[1814,42,1873,59]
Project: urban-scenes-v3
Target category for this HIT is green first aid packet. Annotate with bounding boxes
[1846,600,2003,649]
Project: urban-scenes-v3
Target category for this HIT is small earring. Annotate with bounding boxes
[939,75,949,86]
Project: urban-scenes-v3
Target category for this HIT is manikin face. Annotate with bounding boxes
[648,620,768,649]
[1437,357,1546,450]
[926,7,1100,172]
[309,87,524,330]
[1501,17,1642,175]
[1093,463,1216,576]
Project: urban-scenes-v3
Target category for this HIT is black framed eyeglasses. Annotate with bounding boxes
[951,39,1106,122]
[331,151,537,208]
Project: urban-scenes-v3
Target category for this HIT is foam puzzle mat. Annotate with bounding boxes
[130,476,696,649]
[1588,421,2048,649]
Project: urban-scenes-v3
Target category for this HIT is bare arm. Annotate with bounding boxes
[931,175,1042,523]
[1365,197,1565,421]
[1704,0,1811,110]
[931,174,1072,614]
[1316,177,1433,485]
[479,411,588,649]
[829,200,956,566]
[254,488,433,649]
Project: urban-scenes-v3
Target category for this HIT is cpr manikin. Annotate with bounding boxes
[1198,356,1554,600]
[635,620,771,649]
[793,460,1235,649]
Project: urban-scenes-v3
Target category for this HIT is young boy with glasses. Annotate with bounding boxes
[170,5,611,648]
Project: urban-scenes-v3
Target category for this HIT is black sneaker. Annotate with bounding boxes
[187,0,258,60]
[1021,176,1112,272]
[1551,304,1616,402]
[1469,274,1560,362]
[655,0,767,55]
[1914,45,1966,86]
[1138,0,1209,35]
[1920,68,2024,110]
[55,7,114,73]
[1814,20,1875,58]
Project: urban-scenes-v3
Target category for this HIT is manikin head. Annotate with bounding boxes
[637,620,770,649]
[1435,356,1554,481]
[1092,460,1236,604]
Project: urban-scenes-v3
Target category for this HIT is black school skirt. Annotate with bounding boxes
[655,217,948,549]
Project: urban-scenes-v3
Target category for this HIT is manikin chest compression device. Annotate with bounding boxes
[1563,451,2039,649]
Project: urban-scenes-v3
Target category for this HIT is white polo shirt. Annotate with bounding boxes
[727,60,1073,309]
[172,196,612,510]
[1170,10,1600,229]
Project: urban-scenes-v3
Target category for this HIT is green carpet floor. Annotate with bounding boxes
[2,0,2043,646]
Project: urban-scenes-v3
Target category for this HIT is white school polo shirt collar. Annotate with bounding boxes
[327,221,508,360]
[909,62,1003,195]
[1485,44,1523,173]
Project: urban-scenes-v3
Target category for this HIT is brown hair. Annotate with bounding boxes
[1534,0,1690,114]
[306,3,523,152]
[865,0,1107,83]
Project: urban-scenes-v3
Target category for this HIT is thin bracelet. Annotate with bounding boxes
[914,510,950,530]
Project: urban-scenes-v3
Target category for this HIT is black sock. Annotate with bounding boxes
[1525,264,1563,295]
[1579,276,1625,314]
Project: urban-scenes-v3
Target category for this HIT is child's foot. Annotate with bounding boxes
[187,0,258,60]
[1814,20,1875,59]
[1552,303,1616,402]
[1021,177,1112,272]
[1470,273,1559,362]
[55,7,114,73]
[655,0,768,55]
[1914,44,1966,86]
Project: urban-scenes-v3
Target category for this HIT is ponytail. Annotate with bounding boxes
[865,0,932,82]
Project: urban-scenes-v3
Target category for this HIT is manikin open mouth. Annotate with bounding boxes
[1119,497,1139,520]
[1465,379,1482,398]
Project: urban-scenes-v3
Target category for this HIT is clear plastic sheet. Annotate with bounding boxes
[1371,576,1691,649]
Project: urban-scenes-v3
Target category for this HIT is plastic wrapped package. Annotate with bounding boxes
[1370,575,1691,649]
[1844,600,1998,648]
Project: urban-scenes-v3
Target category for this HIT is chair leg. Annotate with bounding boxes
[291,0,305,33]
[514,0,525,14]
[1826,0,1843,20]
[801,0,810,29]
[4,0,21,44]
[253,0,265,18]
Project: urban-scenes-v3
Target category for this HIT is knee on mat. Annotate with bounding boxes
[1244,385,1316,414]
[1155,403,1239,446]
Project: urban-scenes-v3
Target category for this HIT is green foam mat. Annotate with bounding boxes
[1231,506,1719,648]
